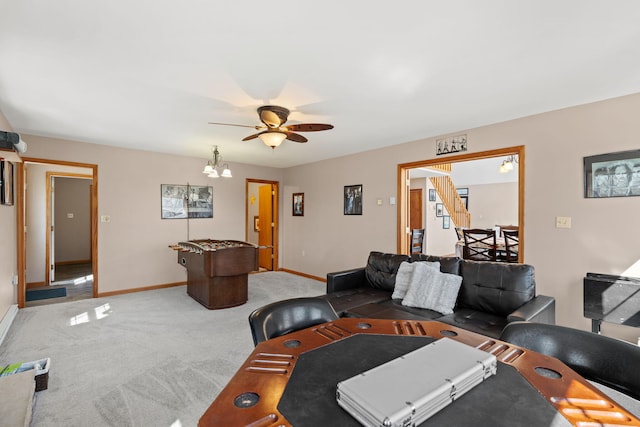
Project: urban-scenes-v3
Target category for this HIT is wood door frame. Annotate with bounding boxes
[245,178,279,270]
[397,146,525,261]
[17,158,98,308]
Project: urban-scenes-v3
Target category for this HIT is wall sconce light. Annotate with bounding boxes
[202,146,232,178]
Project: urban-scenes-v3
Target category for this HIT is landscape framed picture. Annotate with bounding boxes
[344,184,363,215]
[292,192,304,216]
[161,184,213,219]
[584,149,640,198]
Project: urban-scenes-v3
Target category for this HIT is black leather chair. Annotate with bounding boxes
[500,322,640,401]
[248,297,339,346]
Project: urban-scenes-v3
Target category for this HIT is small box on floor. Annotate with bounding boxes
[0,357,50,391]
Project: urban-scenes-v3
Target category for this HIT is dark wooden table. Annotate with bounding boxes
[172,239,258,309]
[199,318,640,426]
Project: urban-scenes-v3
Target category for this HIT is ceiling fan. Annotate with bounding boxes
[208,105,334,148]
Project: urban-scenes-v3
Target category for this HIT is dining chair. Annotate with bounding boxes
[500,322,640,401]
[462,228,497,261]
[502,229,519,263]
[410,228,425,254]
[248,297,339,346]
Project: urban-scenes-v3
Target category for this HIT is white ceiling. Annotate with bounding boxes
[1,1,639,168]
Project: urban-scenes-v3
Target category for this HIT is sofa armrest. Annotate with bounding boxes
[507,295,556,324]
[326,268,367,293]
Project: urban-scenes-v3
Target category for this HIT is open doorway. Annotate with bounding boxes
[245,179,279,271]
[397,146,524,260]
[17,158,98,308]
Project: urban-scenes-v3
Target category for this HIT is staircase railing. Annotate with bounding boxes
[429,174,470,229]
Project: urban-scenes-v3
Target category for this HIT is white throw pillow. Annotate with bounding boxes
[392,261,440,300]
[401,262,462,314]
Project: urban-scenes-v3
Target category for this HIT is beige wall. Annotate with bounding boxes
[23,135,284,294]
[3,92,640,343]
[283,93,640,343]
[0,111,17,322]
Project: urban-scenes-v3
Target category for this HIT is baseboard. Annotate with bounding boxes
[26,281,45,290]
[97,281,186,298]
[55,259,91,266]
[277,268,326,283]
[0,304,19,347]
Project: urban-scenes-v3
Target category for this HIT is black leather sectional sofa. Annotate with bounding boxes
[322,251,556,338]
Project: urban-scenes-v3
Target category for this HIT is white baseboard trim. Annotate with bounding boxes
[0,304,19,347]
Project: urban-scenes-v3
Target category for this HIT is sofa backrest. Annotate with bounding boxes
[365,252,410,291]
[458,260,535,316]
[365,252,462,291]
[410,254,461,275]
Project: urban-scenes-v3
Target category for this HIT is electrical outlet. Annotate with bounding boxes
[101,215,111,223]
[555,216,572,229]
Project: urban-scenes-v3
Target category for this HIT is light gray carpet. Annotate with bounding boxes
[0,271,326,427]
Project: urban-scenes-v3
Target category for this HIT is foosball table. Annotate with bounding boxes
[170,239,258,309]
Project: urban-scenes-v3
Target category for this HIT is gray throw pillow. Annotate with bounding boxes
[401,262,462,314]
[392,261,440,300]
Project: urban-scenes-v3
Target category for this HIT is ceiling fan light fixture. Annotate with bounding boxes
[258,131,287,148]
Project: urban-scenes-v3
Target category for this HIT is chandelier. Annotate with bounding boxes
[202,146,232,178]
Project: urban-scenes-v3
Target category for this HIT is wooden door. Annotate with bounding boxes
[258,184,273,270]
[410,188,423,230]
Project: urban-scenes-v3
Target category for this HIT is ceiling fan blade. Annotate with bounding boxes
[285,132,308,143]
[208,122,264,130]
[242,132,264,141]
[285,123,334,132]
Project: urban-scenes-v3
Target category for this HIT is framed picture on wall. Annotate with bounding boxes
[443,215,450,229]
[0,160,14,206]
[435,203,444,217]
[292,192,304,216]
[584,150,640,198]
[344,184,363,215]
[161,184,213,219]
[428,188,436,201]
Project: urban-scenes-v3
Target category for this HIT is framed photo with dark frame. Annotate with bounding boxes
[344,184,363,215]
[428,188,436,201]
[584,150,640,198]
[443,215,450,229]
[0,160,14,206]
[460,195,469,209]
[435,203,444,217]
[161,184,213,219]
[292,192,304,216]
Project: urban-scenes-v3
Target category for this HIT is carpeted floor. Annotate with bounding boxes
[0,271,326,427]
